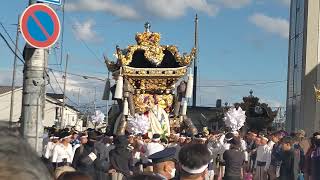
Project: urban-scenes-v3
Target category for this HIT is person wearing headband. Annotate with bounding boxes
[194,133,207,144]
[44,132,60,161]
[70,131,80,147]
[51,131,75,178]
[142,134,165,172]
[266,132,282,180]
[179,143,211,180]
[145,134,165,159]
[254,135,270,180]
[72,132,88,154]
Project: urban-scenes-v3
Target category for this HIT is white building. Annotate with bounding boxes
[0,86,83,131]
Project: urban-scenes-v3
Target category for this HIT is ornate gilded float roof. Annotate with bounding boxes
[105,22,196,71]
[122,66,187,77]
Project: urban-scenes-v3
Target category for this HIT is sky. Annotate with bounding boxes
[0,0,290,111]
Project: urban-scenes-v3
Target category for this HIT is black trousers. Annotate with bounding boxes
[224,176,241,180]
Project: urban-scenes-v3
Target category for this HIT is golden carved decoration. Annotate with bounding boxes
[104,55,119,72]
[135,31,161,46]
[122,66,187,77]
[169,117,183,128]
[314,85,320,102]
[117,44,165,66]
[127,78,176,91]
[133,94,173,113]
[111,28,195,67]
[165,45,196,66]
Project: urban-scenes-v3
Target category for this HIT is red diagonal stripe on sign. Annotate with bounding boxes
[31,13,50,39]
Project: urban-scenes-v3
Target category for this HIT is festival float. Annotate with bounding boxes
[104,22,198,137]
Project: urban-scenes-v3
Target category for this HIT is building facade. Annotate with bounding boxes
[0,86,82,130]
[286,0,320,135]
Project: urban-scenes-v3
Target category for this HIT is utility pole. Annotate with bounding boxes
[9,15,20,127]
[94,87,97,111]
[192,14,198,107]
[21,0,48,156]
[77,88,80,106]
[61,53,69,128]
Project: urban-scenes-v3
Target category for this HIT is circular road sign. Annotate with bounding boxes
[20,3,60,48]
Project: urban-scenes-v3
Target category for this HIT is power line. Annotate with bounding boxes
[198,80,286,88]
[68,19,104,65]
[0,32,25,64]
[48,69,79,107]
[49,69,64,93]
[48,68,106,82]
[47,75,56,94]
[78,37,105,65]
[0,22,23,57]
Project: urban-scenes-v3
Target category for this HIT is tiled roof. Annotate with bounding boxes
[46,93,64,99]
[0,86,21,95]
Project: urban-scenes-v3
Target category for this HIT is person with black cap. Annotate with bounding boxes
[223,137,246,180]
[149,147,177,179]
[108,135,133,179]
[72,131,109,180]
[179,143,211,180]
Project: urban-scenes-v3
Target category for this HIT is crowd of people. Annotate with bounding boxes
[1,121,320,180]
[39,126,320,180]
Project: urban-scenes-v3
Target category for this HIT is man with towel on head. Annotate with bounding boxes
[179,143,211,180]
[142,133,165,171]
[145,134,165,157]
[254,135,270,180]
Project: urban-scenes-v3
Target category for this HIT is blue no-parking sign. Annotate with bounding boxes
[20,4,61,48]
[37,0,62,6]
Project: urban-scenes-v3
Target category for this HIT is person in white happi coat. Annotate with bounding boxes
[254,135,271,180]
[44,133,60,160]
[209,132,233,179]
[142,133,165,172]
[52,131,74,168]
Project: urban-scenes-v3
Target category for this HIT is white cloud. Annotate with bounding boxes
[0,68,23,87]
[48,70,107,105]
[249,13,289,38]
[141,0,219,19]
[65,0,139,20]
[72,19,101,42]
[216,0,251,9]
[260,98,284,107]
